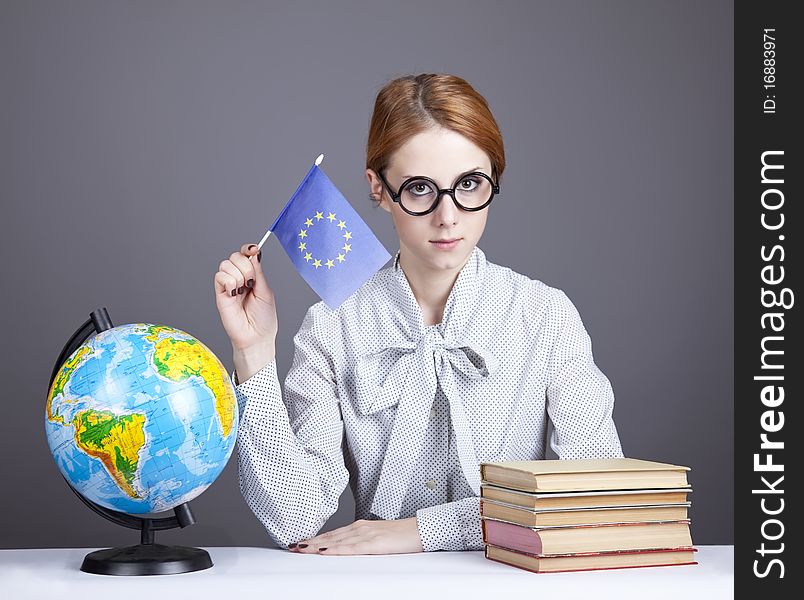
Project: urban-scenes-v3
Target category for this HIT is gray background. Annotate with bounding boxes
[1,0,733,549]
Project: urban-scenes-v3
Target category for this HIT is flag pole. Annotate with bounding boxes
[256,153,325,251]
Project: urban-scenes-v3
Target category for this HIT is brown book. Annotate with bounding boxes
[482,518,693,554]
[480,458,690,492]
[485,544,698,573]
[481,498,690,527]
[481,484,692,509]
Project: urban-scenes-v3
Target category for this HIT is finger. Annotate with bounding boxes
[219,260,246,296]
[242,243,268,288]
[228,251,256,294]
[294,522,362,547]
[318,541,370,555]
[214,270,240,298]
[295,531,366,553]
[240,242,261,258]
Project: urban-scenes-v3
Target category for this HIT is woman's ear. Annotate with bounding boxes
[365,168,391,213]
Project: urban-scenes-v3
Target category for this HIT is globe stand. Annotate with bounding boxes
[51,307,213,576]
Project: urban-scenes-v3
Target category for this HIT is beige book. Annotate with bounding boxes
[481,483,692,509]
[485,544,698,573]
[480,458,690,492]
[481,498,690,527]
[481,518,693,554]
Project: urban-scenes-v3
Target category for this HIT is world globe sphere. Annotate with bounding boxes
[45,323,239,515]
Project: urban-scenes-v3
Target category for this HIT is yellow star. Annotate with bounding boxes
[313,259,322,268]
[315,211,324,221]
[336,253,345,262]
[342,243,351,253]
[337,220,347,230]
[343,231,352,241]
[327,212,337,222]
[298,229,308,238]
[305,218,314,227]
[325,259,335,268]
[304,252,313,262]
[298,242,306,251]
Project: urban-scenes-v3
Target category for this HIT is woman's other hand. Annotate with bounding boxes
[288,517,424,555]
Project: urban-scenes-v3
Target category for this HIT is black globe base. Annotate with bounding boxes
[80,543,213,576]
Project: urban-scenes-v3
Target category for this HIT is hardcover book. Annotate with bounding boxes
[480,458,690,493]
[484,544,698,574]
[480,498,690,527]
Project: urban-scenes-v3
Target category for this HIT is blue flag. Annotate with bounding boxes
[269,158,391,309]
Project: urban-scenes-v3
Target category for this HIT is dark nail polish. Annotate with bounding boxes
[238,286,245,294]
[298,544,308,548]
[248,244,257,250]
[288,543,297,549]
[247,279,254,288]
[319,547,328,551]
[257,250,262,263]
[231,289,237,297]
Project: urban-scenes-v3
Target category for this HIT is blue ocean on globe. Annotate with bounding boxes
[45,323,239,515]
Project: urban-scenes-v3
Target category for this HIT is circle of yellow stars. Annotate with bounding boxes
[297,211,353,269]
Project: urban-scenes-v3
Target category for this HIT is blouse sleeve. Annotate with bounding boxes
[545,289,625,459]
[232,305,349,548]
[415,496,483,551]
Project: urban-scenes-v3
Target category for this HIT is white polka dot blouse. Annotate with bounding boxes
[232,244,624,551]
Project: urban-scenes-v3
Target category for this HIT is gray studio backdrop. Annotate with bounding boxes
[1,0,733,548]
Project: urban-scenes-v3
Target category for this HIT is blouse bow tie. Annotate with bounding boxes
[352,327,500,520]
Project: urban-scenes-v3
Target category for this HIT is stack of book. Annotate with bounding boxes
[479,458,698,573]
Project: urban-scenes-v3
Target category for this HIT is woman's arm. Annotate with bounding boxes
[287,497,483,554]
[234,305,350,548]
[545,289,625,459]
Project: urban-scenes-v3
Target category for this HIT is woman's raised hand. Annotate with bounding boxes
[213,243,278,380]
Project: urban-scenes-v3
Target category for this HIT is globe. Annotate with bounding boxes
[45,322,239,516]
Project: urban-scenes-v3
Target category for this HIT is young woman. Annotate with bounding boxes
[213,73,623,556]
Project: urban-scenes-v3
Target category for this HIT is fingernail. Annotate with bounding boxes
[247,279,254,288]
[248,244,257,250]
[238,286,245,294]
[298,544,308,548]
[288,543,297,549]
[319,547,328,552]
[231,289,237,297]
[257,250,262,263]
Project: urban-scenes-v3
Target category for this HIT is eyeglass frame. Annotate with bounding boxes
[377,167,501,216]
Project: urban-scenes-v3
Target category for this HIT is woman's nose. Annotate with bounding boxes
[432,192,460,225]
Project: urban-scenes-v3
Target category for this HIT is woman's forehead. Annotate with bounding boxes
[389,129,491,178]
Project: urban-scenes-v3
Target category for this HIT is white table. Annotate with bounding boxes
[0,545,733,599]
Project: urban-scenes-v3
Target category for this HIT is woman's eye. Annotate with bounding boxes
[407,182,432,196]
[460,178,479,190]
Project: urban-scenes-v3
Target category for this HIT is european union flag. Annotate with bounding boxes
[267,155,391,309]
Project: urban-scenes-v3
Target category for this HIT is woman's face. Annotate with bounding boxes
[366,127,492,276]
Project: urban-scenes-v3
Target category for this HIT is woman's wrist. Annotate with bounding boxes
[232,342,276,384]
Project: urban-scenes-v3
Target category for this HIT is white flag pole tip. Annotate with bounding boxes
[315,153,324,166]
[257,229,272,251]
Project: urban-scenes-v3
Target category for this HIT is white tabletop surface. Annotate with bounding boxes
[0,545,733,600]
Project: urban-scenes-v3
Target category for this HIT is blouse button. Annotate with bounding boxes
[430,407,436,419]
[425,479,437,490]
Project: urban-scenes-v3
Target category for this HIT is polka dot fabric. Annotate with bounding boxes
[232,245,624,551]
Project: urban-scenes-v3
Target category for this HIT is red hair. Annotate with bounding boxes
[366,73,505,207]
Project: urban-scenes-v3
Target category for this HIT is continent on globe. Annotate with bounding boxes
[73,409,147,499]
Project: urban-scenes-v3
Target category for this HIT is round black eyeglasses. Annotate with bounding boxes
[378,169,500,216]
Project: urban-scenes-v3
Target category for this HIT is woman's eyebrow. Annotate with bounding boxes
[401,166,486,180]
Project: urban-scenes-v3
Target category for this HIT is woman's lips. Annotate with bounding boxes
[430,238,461,250]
